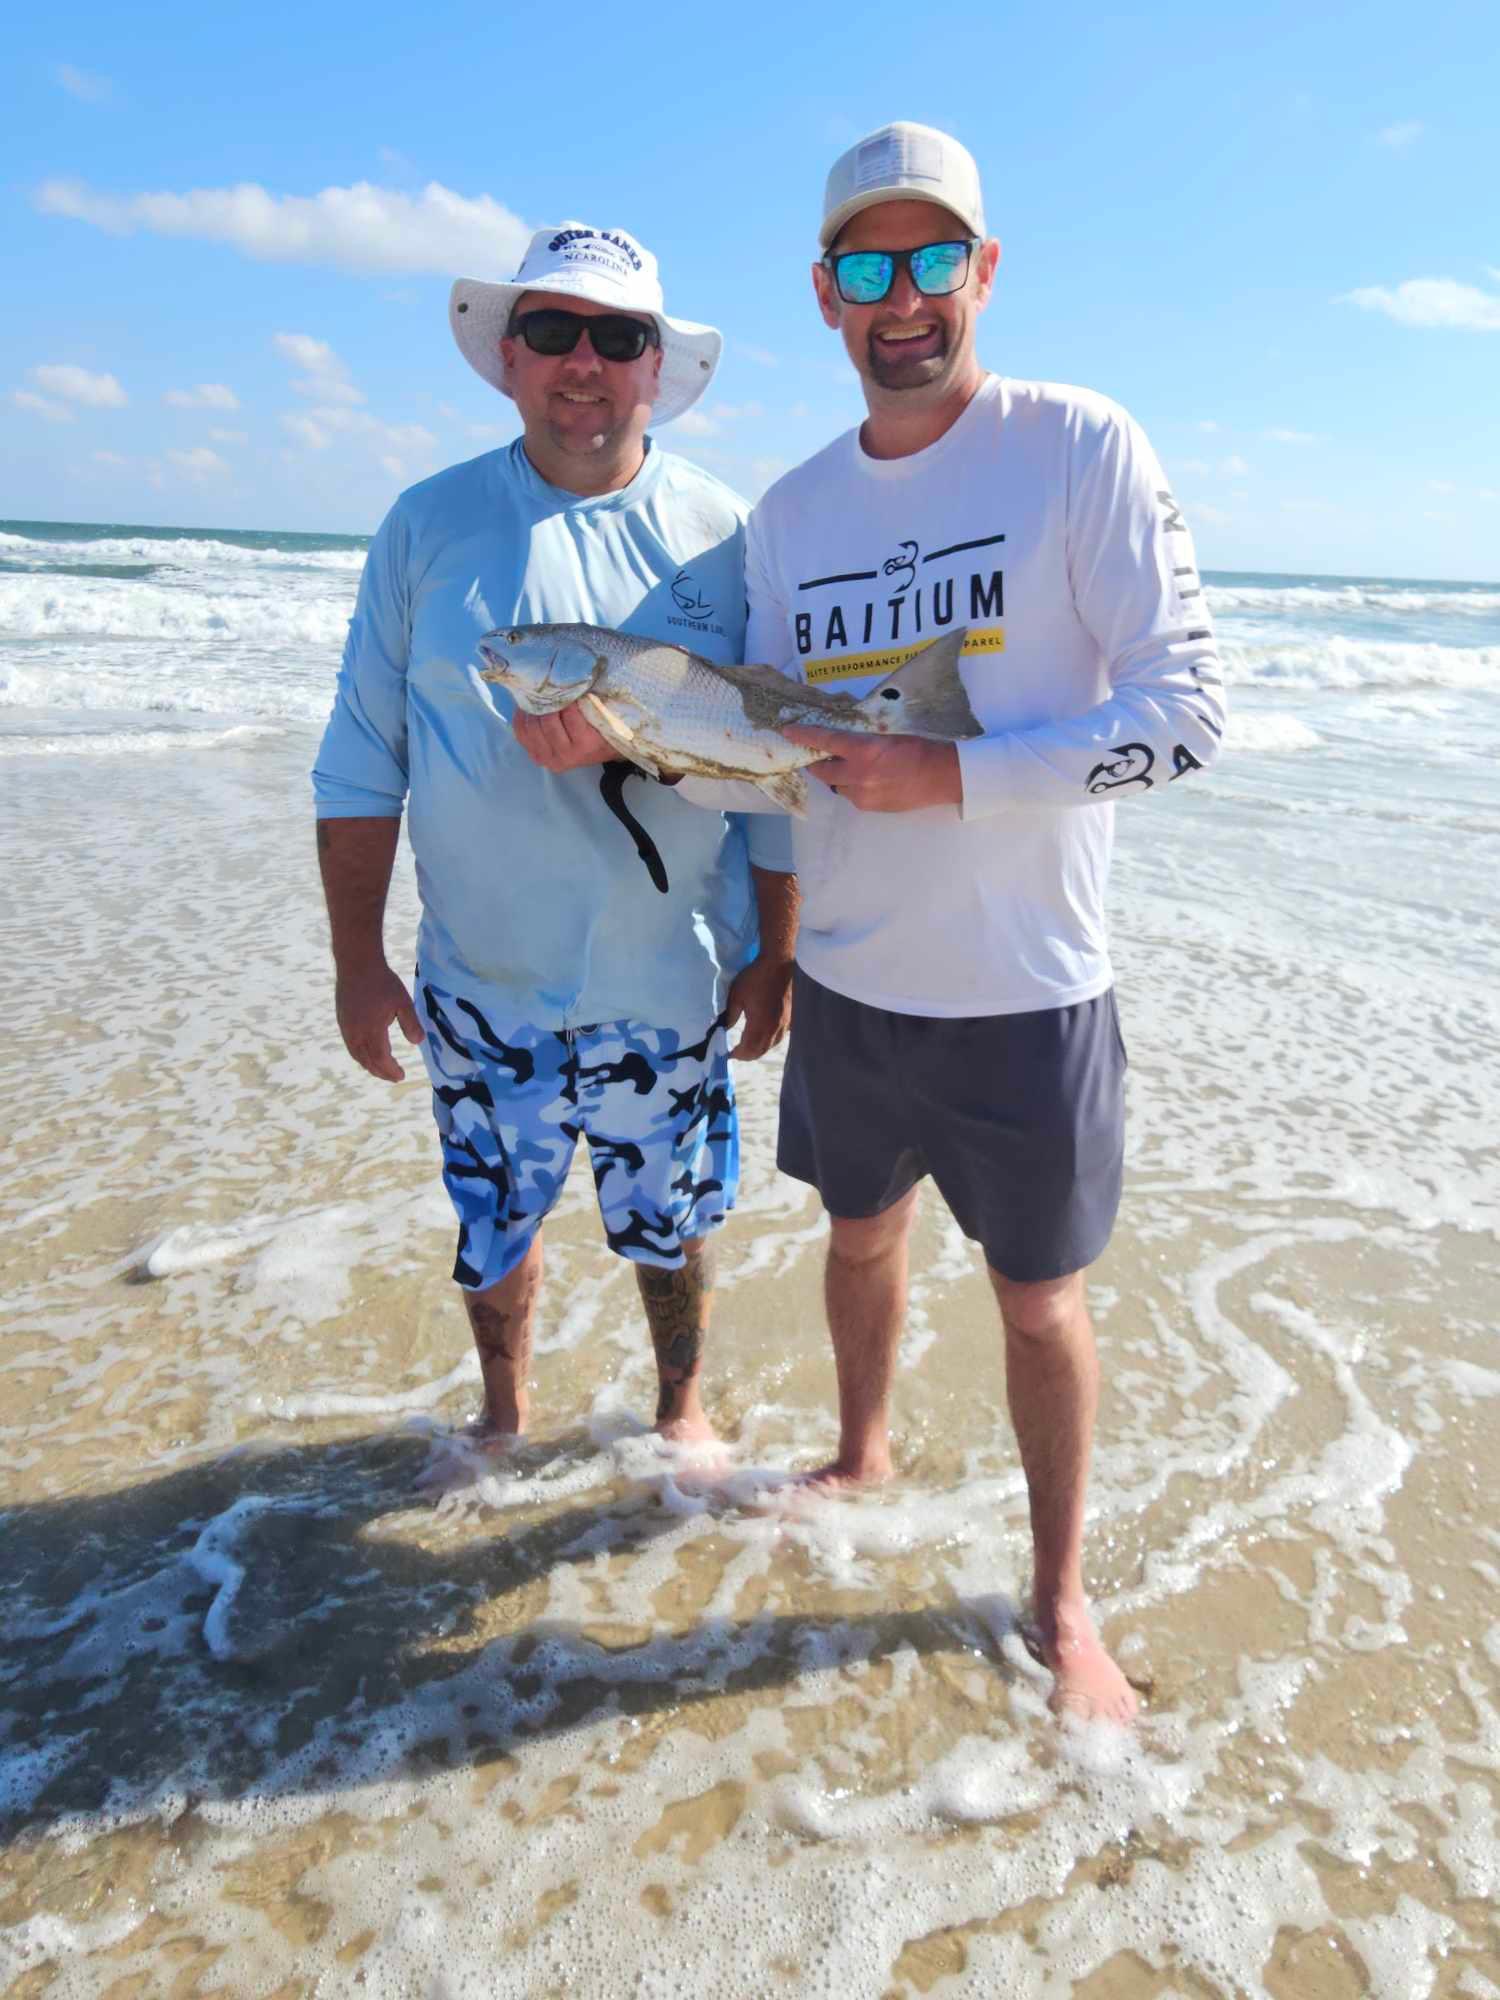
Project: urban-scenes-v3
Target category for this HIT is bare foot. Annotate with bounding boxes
[415,1421,522,1494]
[794,1455,894,1494]
[1028,1604,1139,1724]
[468,1413,526,1450]
[656,1410,719,1446]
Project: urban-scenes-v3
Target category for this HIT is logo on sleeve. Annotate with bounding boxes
[1087,744,1155,794]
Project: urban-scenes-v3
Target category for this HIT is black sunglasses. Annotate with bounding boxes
[824,238,980,306]
[508,307,661,363]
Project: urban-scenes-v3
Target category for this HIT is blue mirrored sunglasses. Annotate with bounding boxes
[824,238,980,306]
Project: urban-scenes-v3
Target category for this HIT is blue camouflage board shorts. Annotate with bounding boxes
[416,979,739,1290]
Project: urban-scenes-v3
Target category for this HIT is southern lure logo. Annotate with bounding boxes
[666,566,726,639]
[547,228,643,271]
[670,569,713,621]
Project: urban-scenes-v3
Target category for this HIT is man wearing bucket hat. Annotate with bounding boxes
[313,223,797,1450]
[746,125,1226,1720]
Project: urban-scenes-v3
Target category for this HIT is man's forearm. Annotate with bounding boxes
[751,865,800,965]
[316,816,402,972]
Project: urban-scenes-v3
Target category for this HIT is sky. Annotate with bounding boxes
[3,0,1497,579]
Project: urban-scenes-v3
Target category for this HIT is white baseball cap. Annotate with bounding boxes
[450,222,721,426]
[819,122,986,250]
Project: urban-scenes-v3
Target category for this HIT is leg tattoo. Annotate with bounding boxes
[467,1298,525,1366]
[462,1238,542,1433]
[636,1242,716,1427]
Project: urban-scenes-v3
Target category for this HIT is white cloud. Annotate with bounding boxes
[1176,458,1213,477]
[273,334,434,474]
[37,178,530,277]
[467,422,510,443]
[209,428,248,445]
[282,411,333,451]
[1339,278,1500,331]
[281,403,436,476]
[1378,120,1424,149]
[273,332,363,405]
[670,408,719,438]
[1478,488,1499,503]
[11,389,73,421]
[1426,479,1457,494]
[92,450,127,467]
[1192,503,1232,528]
[167,447,229,480]
[1196,419,1220,433]
[736,344,779,368]
[1220,454,1252,478]
[56,64,112,102]
[29,363,127,407]
[1264,428,1321,444]
[164,382,240,410]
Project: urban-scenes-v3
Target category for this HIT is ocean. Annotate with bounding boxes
[2,517,1497,1998]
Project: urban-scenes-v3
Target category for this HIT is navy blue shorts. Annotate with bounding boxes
[777,969,1126,1283]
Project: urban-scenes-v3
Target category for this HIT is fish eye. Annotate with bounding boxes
[507,629,522,644]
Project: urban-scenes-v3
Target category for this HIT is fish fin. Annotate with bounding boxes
[754,769,809,816]
[581,693,661,776]
[852,628,984,740]
[714,661,807,701]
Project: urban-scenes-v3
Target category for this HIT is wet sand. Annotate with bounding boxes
[2,740,1498,1998]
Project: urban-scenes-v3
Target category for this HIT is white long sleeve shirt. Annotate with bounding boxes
[744,374,1226,1017]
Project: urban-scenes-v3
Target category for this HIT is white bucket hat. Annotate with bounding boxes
[820,122,986,250]
[450,223,721,427]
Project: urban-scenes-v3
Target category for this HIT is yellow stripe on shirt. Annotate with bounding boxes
[802,626,1005,685]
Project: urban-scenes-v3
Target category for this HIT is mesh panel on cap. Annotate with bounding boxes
[853,130,944,190]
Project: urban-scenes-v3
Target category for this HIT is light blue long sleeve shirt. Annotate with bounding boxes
[313,438,793,1034]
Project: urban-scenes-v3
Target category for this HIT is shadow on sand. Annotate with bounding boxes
[2,1430,1023,1843]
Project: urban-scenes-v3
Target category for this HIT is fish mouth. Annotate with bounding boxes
[476,640,515,683]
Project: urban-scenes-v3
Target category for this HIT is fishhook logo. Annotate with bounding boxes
[882,540,918,594]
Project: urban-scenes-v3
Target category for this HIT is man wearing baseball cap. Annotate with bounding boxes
[752,125,1226,1719]
[313,223,796,1453]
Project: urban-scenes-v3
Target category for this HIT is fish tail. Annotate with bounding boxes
[853,628,983,740]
